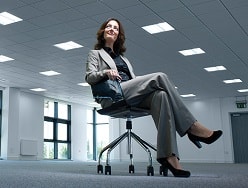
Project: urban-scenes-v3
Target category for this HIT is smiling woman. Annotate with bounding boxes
[104,20,119,41]
[85,18,222,178]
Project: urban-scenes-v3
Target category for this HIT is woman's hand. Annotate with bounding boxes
[105,69,122,81]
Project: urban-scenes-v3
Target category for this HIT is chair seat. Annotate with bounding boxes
[97,100,150,119]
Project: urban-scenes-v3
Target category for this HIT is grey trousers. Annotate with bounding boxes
[120,72,196,159]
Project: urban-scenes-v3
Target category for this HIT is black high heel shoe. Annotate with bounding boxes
[188,130,223,148]
[159,159,191,178]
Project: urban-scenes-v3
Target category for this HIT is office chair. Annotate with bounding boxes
[95,99,157,176]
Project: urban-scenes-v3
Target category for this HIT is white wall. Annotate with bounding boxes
[1,88,44,160]
[112,97,248,163]
[18,91,44,160]
[179,98,225,163]
[1,87,89,161]
[182,97,247,163]
[71,103,88,161]
[1,87,19,159]
[1,87,247,163]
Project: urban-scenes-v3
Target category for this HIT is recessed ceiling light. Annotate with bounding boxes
[78,82,90,86]
[179,48,205,56]
[39,70,61,76]
[181,94,196,97]
[223,79,242,84]
[54,41,83,50]
[142,22,175,34]
[238,89,248,93]
[0,55,14,62]
[204,66,226,72]
[0,12,23,25]
[30,88,46,92]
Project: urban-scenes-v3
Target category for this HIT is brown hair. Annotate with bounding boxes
[94,18,126,55]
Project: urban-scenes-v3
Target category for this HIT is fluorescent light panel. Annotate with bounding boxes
[40,70,61,76]
[30,88,46,92]
[181,94,196,98]
[204,66,226,72]
[238,89,248,93]
[0,55,14,62]
[223,79,242,84]
[54,41,83,50]
[179,48,205,56]
[142,22,175,34]
[0,12,23,25]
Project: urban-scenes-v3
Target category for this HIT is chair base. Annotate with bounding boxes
[97,119,157,176]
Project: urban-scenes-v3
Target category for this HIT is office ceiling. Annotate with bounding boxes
[0,0,248,106]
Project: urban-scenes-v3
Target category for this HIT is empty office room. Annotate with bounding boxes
[0,0,248,187]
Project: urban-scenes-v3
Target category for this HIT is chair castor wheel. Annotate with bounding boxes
[97,164,103,174]
[147,165,154,176]
[129,164,135,173]
[105,165,111,175]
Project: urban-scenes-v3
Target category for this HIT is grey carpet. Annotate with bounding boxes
[0,160,247,188]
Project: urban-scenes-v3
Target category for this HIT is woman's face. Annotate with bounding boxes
[103,20,119,44]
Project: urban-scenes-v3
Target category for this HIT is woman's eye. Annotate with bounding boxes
[106,25,119,31]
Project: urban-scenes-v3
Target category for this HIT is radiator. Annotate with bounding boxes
[20,139,38,156]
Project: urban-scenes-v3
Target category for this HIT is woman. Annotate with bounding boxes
[85,18,222,178]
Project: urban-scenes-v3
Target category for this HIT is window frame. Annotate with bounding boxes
[87,108,109,161]
[44,101,71,160]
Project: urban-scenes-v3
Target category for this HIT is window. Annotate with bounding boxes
[43,100,71,159]
[44,101,54,117]
[87,108,109,160]
[44,121,53,140]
